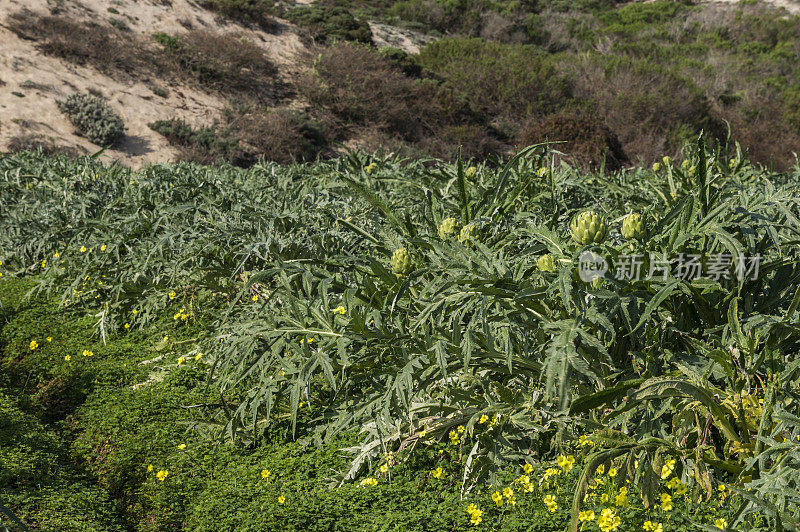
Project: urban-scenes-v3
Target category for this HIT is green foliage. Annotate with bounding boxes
[148,118,243,164]
[0,144,799,530]
[285,5,372,43]
[199,0,277,29]
[417,38,570,121]
[55,93,125,147]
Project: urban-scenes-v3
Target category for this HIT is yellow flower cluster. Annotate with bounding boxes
[173,307,188,321]
[643,521,663,532]
[430,467,444,479]
[30,340,38,350]
[579,510,595,522]
[597,507,621,531]
[466,504,482,525]
[449,425,465,445]
[542,467,561,481]
[332,305,346,315]
[360,477,378,486]
[300,337,315,346]
[556,454,575,473]
[83,349,93,357]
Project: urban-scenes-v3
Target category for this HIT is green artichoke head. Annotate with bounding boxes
[570,210,608,246]
[537,254,556,273]
[438,217,458,239]
[621,213,644,240]
[391,247,413,276]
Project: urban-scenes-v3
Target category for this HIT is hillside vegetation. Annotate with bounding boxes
[3,0,800,168]
[0,141,799,530]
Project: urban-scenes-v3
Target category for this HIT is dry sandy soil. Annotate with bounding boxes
[0,0,309,168]
[709,0,800,14]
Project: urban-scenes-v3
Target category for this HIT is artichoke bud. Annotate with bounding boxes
[438,217,458,239]
[537,254,556,273]
[570,210,608,245]
[621,213,644,240]
[391,247,413,276]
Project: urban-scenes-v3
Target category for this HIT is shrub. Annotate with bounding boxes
[149,118,245,166]
[285,5,372,44]
[566,55,723,162]
[378,46,422,77]
[224,107,329,164]
[302,43,499,158]
[56,93,125,146]
[417,38,571,124]
[153,30,281,99]
[516,108,628,171]
[6,10,152,78]
[200,0,278,31]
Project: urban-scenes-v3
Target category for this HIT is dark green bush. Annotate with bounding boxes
[200,0,278,30]
[285,5,372,43]
[418,37,570,122]
[55,93,125,147]
[149,118,244,165]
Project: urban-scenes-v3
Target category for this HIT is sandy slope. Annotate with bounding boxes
[707,0,800,14]
[0,0,309,168]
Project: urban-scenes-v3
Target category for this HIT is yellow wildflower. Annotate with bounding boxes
[431,467,444,479]
[615,487,628,507]
[523,463,533,474]
[492,491,503,506]
[661,459,676,479]
[543,494,557,513]
[466,504,482,525]
[147,464,153,472]
[715,518,728,530]
[101,244,107,251]
[83,350,93,357]
[168,291,176,300]
[360,477,378,486]
[578,510,595,521]
[80,246,87,253]
[660,492,673,511]
[333,305,346,315]
[278,495,285,504]
[261,469,270,479]
[64,354,71,361]
[156,470,169,481]
[29,340,38,350]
